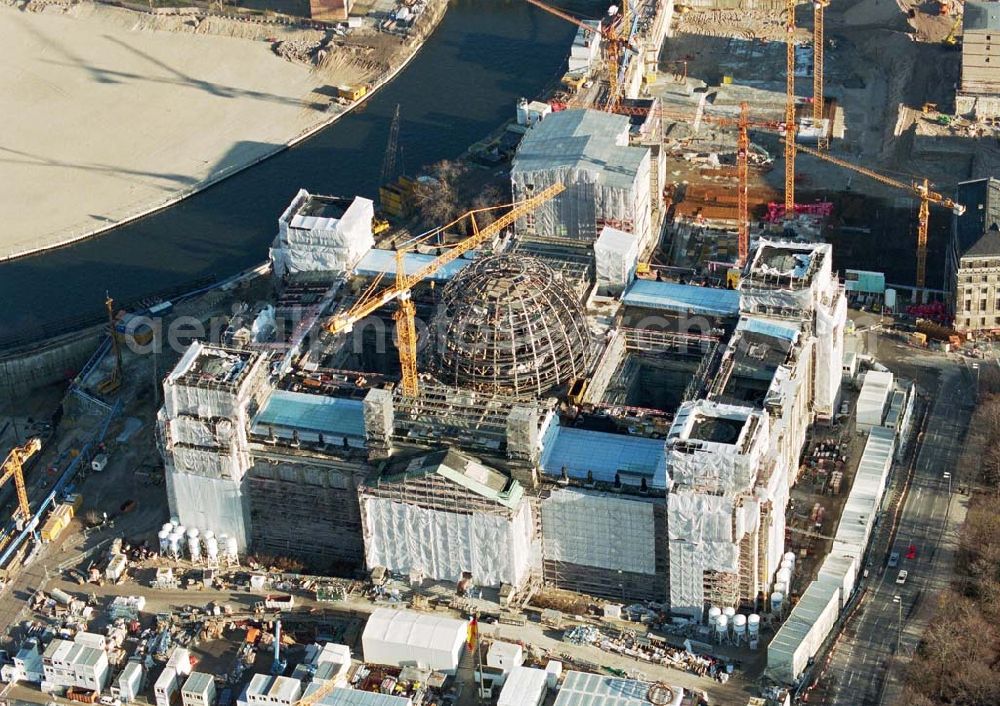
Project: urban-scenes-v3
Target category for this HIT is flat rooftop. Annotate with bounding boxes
[251,390,366,445]
[297,194,351,220]
[170,343,260,391]
[745,240,828,289]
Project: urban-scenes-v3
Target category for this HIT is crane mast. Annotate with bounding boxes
[737,102,750,266]
[785,0,798,216]
[1,438,41,525]
[796,142,965,288]
[324,183,565,397]
[813,1,829,125]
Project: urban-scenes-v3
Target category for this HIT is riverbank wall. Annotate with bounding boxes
[0,0,448,263]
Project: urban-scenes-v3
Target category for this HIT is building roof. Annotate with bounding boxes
[955,178,1000,259]
[246,674,273,697]
[511,109,648,190]
[182,672,215,695]
[622,280,740,316]
[377,449,524,510]
[315,689,412,706]
[498,666,548,706]
[362,608,468,654]
[553,670,678,706]
[252,391,365,442]
[539,426,669,489]
[268,676,302,701]
[965,0,1000,31]
[354,249,475,282]
[735,316,801,343]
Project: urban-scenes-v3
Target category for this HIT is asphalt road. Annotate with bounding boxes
[819,363,973,706]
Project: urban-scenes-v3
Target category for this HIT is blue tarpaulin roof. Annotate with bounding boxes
[736,316,801,342]
[539,426,668,489]
[622,280,739,316]
[252,391,365,439]
[355,249,475,282]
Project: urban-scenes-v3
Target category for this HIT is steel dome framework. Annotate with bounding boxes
[431,254,592,399]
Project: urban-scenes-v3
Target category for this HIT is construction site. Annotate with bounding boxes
[0,0,996,705]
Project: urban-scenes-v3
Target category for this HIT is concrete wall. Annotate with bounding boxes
[0,326,104,398]
[956,92,1000,119]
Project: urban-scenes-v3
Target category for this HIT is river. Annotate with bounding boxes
[0,0,604,346]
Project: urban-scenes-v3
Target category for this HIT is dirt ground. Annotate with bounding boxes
[665,0,998,185]
[0,0,442,261]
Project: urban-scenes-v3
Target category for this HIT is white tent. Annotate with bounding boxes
[361,609,468,674]
[497,666,547,706]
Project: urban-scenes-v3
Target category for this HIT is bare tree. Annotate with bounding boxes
[413,160,468,228]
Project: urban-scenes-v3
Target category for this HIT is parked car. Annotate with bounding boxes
[896,570,908,585]
[888,552,900,567]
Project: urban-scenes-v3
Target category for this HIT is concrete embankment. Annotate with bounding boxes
[0,326,105,398]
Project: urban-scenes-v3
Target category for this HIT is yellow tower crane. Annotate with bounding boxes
[1,438,41,526]
[812,0,829,125]
[736,102,751,266]
[796,142,966,288]
[784,0,798,216]
[526,0,634,110]
[324,184,565,397]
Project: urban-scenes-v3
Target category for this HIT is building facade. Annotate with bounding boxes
[948,177,1000,334]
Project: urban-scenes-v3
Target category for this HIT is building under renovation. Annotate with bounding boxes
[510,109,655,254]
[157,164,845,615]
[957,1,1000,118]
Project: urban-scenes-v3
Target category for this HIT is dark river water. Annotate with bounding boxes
[0,0,602,345]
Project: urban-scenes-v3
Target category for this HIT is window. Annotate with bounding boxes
[982,299,988,311]
[966,299,972,311]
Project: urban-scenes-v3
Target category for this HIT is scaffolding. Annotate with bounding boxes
[538,487,668,602]
[357,451,533,588]
[432,255,594,399]
[244,451,367,567]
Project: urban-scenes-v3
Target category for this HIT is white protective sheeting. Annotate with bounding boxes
[362,498,533,588]
[668,494,732,543]
[270,190,375,277]
[594,226,639,293]
[511,110,652,250]
[166,471,250,550]
[497,666,547,706]
[856,370,894,431]
[170,444,249,483]
[813,288,847,418]
[767,573,842,684]
[540,489,656,576]
[361,609,467,674]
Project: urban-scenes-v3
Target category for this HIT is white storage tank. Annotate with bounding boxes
[748,613,761,636]
[188,535,201,562]
[162,522,175,534]
[168,534,182,558]
[773,580,788,596]
[174,525,186,539]
[776,568,792,585]
[170,516,180,526]
[225,535,239,561]
[723,606,736,621]
[157,529,171,554]
[783,551,797,566]
[770,591,784,613]
[733,614,747,642]
[714,615,728,641]
[205,536,219,562]
[780,559,795,575]
[707,606,722,626]
[202,529,215,541]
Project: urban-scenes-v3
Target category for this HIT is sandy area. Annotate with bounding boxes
[0,1,436,260]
